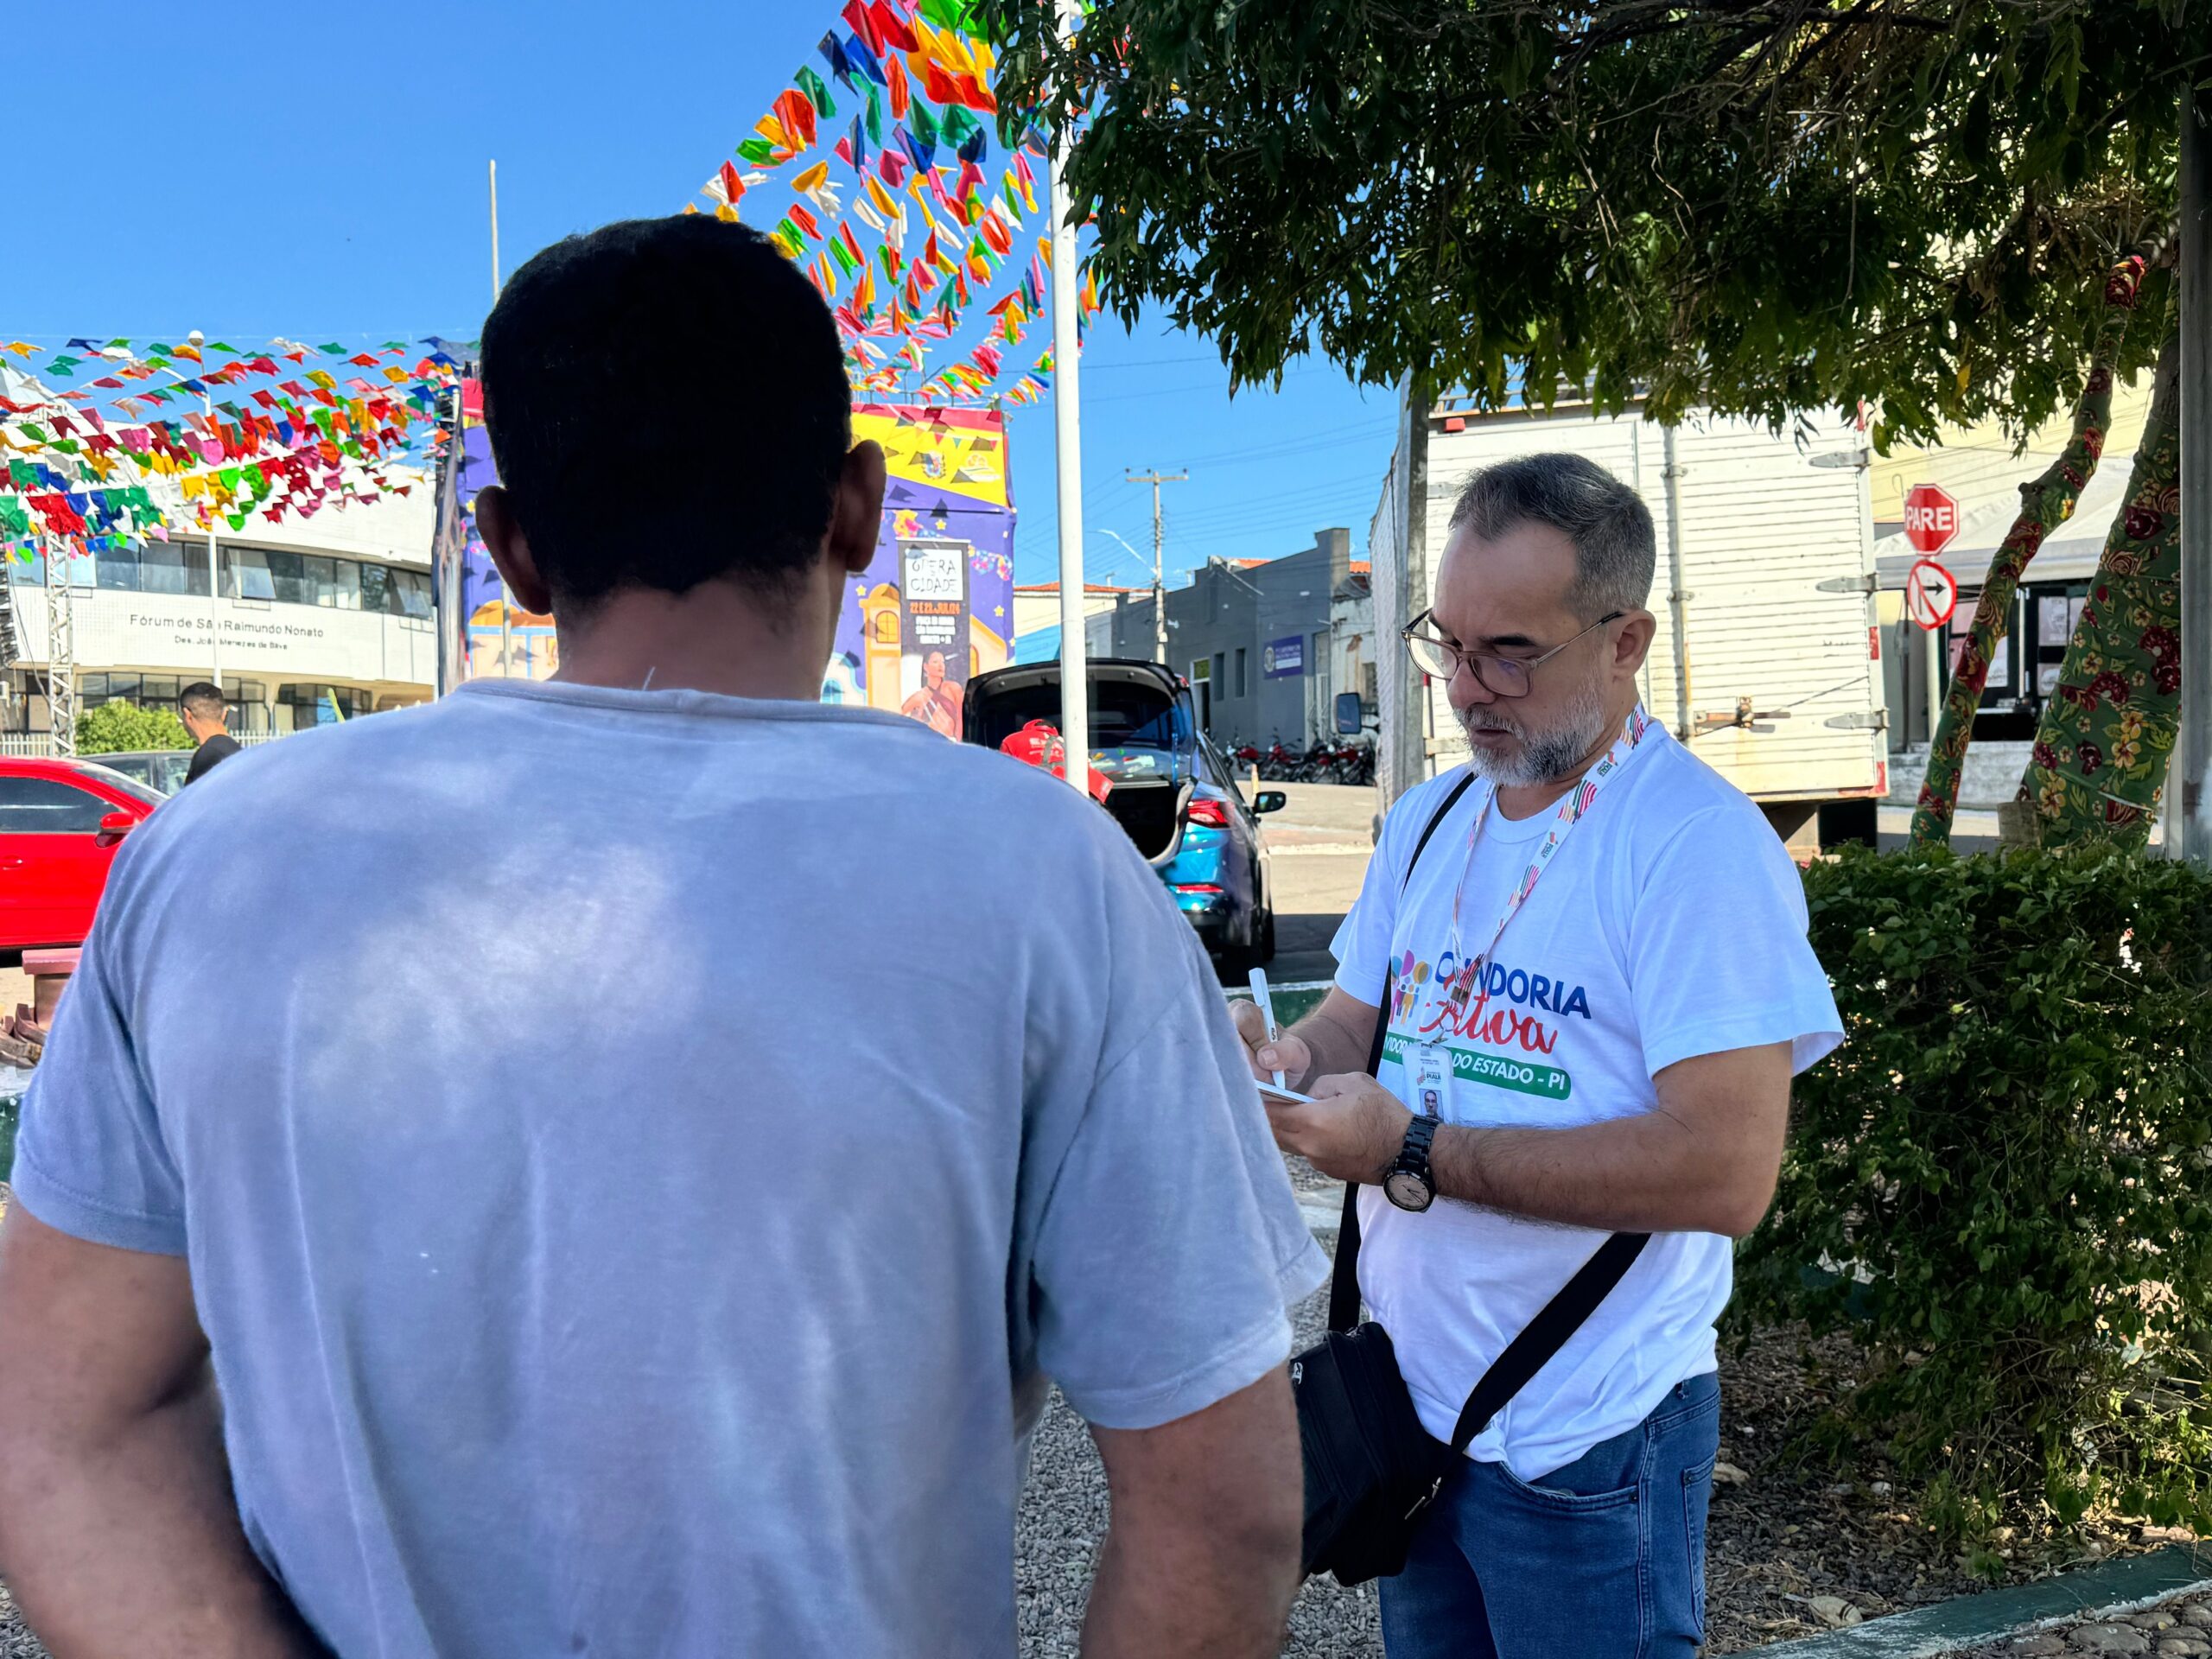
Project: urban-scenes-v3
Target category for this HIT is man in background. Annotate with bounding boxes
[0,215,1320,1658]
[178,681,240,784]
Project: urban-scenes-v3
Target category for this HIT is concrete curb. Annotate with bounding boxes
[1751,1543,2212,1657]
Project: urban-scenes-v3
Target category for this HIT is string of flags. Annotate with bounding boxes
[0,337,464,563]
[3,0,1100,564]
[688,0,1101,409]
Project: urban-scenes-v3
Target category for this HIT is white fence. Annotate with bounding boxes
[0,731,283,760]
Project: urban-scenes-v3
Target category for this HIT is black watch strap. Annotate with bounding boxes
[1394,1113,1440,1181]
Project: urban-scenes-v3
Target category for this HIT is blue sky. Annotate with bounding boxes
[3,0,1399,590]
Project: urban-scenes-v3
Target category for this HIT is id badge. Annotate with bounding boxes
[1414,1042,1451,1121]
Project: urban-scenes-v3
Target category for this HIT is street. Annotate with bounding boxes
[1238,780,1378,988]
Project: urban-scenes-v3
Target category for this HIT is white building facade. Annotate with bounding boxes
[2,488,435,740]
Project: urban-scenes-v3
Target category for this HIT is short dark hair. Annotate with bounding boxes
[1447,454,1656,618]
[180,682,226,721]
[479,215,852,608]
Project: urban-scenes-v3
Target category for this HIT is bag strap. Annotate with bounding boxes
[1328,772,1475,1333]
[1324,771,1650,1453]
[1447,1231,1649,1454]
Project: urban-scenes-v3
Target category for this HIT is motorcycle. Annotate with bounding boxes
[1324,738,1374,786]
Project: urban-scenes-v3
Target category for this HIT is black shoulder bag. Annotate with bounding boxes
[1292,774,1651,1586]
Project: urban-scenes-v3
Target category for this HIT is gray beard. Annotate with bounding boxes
[1457,682,1614,787]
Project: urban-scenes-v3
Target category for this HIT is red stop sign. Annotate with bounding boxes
[1904,483,1960,555]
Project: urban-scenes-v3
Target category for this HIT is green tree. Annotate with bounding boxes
[74,699,191,756]
[2026,327,2185,845]
[991,0,2196,450]
[1908,255,2153,846]
[993,0,2202,839]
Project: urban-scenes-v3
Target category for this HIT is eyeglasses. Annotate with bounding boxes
[1401,609,1625,698]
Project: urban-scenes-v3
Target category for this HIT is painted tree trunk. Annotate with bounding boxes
[2024,325,2183,850]
[1910,255,2146,849]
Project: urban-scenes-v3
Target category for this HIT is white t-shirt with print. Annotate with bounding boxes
[1331,723,1842,1481]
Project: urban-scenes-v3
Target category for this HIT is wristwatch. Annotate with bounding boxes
[1383,1114,1441,1212]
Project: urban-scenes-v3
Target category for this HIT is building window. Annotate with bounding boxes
[221,548,429,616]
[1234,647,1248,698]
[226,546,277,600]
[87,542,210,597]
[78,673,188,722]
[274,683,372,732]
[304,556,343,607]
[873,611,900,644]
[1212,652,1226,692]
[322,558,363,610]
[228,679,269,734]
[394,569,432,618]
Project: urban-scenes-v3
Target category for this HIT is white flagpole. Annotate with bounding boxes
[1047,0,1089,783]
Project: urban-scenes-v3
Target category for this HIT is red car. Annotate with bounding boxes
[0,757,164,956]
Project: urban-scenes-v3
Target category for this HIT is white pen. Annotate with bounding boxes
[1248,966,1287,1090]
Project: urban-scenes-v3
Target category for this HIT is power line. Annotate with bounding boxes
[1169,418,1398,471]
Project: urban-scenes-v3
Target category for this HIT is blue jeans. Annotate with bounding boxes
[1379,1372,1721,1659]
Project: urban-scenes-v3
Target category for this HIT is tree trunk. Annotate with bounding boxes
[1910,255,2148,848]
[2024,322,2183,850]
[1389,358,1432,806]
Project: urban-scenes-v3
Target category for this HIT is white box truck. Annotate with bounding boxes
[1367,393,1891,856]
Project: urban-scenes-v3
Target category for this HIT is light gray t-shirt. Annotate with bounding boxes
[16,678,1326,1658]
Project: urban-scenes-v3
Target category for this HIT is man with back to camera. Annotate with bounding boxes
[0,215,1325,1657]
[178,680,241,784]
[1233,454,1844,1657]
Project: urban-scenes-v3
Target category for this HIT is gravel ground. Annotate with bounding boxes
[0,1585,41,1659]
[2,1176,2198,1658]
[1014,1277,1385,1657]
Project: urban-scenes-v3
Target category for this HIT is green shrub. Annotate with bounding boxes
[1734,844,2212,1543]
[75,699,191,755]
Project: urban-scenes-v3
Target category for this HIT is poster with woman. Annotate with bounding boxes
[896,539,969,739]
[825,404,1015,728]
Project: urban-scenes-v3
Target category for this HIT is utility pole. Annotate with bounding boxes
[188,329,220,690]
[2177,91,2210,866]
[1126,468,1185,664]
[42,534,75,757]
[489,159,517,677]
[489,160,503,303]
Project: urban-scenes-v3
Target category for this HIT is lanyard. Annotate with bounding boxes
[1440,703,1654,1017]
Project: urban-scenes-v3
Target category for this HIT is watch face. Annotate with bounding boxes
[1385,1169,1434,1212]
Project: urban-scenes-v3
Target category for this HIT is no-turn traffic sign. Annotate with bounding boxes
[1905,557,1958,632]
[1904,482,1961,556]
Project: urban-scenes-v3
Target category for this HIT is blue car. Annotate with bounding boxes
[965,658,1284,971]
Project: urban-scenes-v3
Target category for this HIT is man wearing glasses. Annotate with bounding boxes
[1233,454,1841,1656]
